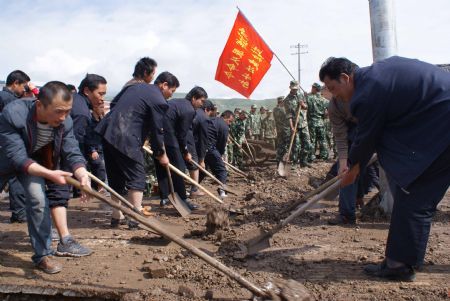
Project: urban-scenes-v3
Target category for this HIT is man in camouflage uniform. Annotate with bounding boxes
[284,80,313,167]
[247,104,261,140]
[230,109,247,169]
[306,83,329,160]
[259,106,267,139]
[261,109,277,148]
[273,96,290,164]
[226,108,241,164]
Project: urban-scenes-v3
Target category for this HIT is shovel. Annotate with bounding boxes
[277,103,302,178]
[164,165,192,217]
[243,136,256,164]
[66,176,272,298]
[245,178,342,255]
[189,159,239,196]
[143,146,223,205]
[223,160,248,178]
[86,172,184,235]
[229,135,253,162]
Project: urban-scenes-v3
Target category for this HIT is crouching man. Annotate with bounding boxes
[0,81,90,274]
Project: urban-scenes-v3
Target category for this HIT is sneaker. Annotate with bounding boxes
[160,198,170,207]
[184,200,199,210]
[36,256,62,274]
[327,215,356,225]
[127,220,139,230]
[110,218,127,228]
[56,236,92,257]
[218,188,227,199]
[364,260,416,282]
[51,228,60,242]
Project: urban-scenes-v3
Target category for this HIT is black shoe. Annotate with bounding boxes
[160,198,170,207]
[110,218,127,228]
[364,260,416,282]
[300,162,312,168]
[327,215,356,225]
[127,220,139,230]
[185,200,199,210]
[10,215,26,224]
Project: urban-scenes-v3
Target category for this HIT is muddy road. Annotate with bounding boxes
[1,161,449,300]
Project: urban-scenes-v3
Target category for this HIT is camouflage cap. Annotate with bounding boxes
[251,104,257,109]
[277,96,284,102]
[312,82,321,90]
[267,109,273,113]
[289,80,299,90]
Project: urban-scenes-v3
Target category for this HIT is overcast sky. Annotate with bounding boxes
[0,0,449,99]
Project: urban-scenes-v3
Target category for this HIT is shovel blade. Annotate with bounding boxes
[243,229,272,255]
[221,185,239,196]
[168,193,191,217]
[277,161,289,177]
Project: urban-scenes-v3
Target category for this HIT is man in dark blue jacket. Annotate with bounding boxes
[70,74,107,154]
[199,107,234,198]
[0,81,90,274]
[155,86,207,210]
[0,70,33,223]
[96,71,175,228]
[186,104,209,198]
[320,56,450,281]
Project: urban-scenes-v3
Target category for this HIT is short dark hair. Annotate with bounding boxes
[66,84,77,92]
[38,81,72,107]
[185,86,208,101]
[154,71,180,88]
[133,57,157,79]
[221,110,234,119]
[78,74,107,93]
[6,70,30,86]
[319,57,359,82]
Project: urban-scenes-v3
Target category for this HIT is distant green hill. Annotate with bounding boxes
[106,92,278,113]
[171,92,277,113]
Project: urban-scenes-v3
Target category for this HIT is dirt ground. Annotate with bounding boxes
[0,160,449,300]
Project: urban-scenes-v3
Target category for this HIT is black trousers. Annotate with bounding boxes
[154,146,187,200]
[386,144,450,267]
[87,151,106,191]
[8,177,27,220]
[199,149,227,185]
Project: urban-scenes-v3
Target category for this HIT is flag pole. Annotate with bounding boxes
[236,7,307,93]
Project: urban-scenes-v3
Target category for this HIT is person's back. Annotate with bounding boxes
[350,56,450,188]
[98,83,168,163]
[163,98,195,150]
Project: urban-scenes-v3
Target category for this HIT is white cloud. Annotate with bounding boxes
[0,0,449,99]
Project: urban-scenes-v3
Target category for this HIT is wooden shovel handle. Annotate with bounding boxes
[143,146,223,204]
[66,176,266,297]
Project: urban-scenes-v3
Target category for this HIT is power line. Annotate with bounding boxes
[290,43,308,83]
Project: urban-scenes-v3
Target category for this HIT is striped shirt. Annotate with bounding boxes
[33,122,54,152]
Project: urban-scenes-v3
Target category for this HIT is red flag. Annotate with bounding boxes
[215,11,273,98]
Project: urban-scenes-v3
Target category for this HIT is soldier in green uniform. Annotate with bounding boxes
[226,108,241,164]
[247,104,261,140]
[284,80,313,167]
[259,106,267,140]
[230,109,247,169]
[261,109,277,148]
[273,96,290,165]
[306,83,329,160]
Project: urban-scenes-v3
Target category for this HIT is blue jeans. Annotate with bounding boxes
[11,174,53,264]
[338,162,358,221]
